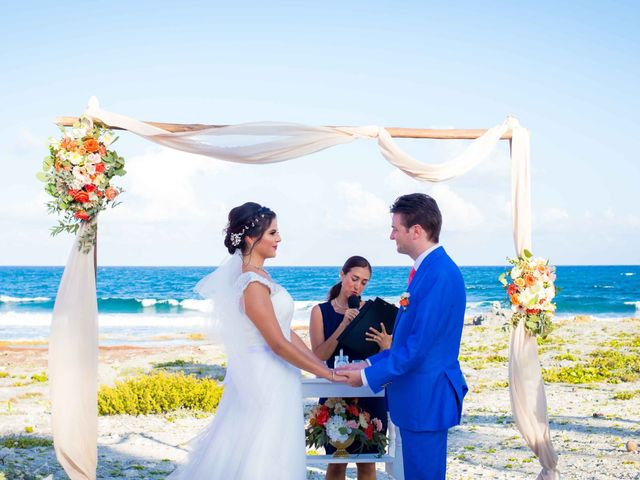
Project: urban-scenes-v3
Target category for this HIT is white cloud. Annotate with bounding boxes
[429,184,485,231]
[106,147,228,224]
[384,170,485,231]
[334,181,389,231]
[13,127,43,152]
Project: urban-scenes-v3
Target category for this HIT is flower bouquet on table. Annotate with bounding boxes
[37,116,125,253]
[305,398,388,457]
[499,249,557,338]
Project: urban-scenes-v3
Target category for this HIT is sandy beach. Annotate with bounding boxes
[1,316,639,479]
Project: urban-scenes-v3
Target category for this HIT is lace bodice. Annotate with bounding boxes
[235,271,295,347]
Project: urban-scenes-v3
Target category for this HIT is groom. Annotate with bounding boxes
[337,193,468,479]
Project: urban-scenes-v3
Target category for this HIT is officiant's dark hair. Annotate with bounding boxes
[390,193,442,243]
[224,202,276,255]
[327,256,372,301]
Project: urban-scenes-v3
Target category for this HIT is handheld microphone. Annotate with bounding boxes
[347,294,360,309]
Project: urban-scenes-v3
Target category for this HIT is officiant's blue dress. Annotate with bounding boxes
[318,301,388,454]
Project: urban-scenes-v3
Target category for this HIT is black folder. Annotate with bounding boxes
[337,297,398,359]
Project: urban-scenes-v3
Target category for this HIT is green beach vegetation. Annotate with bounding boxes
[98,371,223,416]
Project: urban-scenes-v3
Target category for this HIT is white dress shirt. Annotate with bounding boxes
[360,244,441,387]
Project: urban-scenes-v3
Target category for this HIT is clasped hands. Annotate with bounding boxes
[333,361,368,387]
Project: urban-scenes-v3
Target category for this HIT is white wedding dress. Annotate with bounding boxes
[170,255,306,479]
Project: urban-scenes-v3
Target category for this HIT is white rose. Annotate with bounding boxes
[72,127,87,139]
[68,152,83,165]
[101,132,114,146]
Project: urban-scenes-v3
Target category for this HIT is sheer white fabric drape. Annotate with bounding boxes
[48,222,98,480]
[49,96,558,479]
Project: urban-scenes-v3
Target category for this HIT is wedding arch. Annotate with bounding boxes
[49,97,559,480]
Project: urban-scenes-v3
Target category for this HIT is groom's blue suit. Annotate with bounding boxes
[365,246,468,479]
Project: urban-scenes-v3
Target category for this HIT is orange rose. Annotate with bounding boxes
[83,138,100,153]
[524,274,536,287]
[105,187,118,200]
[60,137,77,151]
[74,210,90,221]
[72,191,90,203]
[94,162,105,173]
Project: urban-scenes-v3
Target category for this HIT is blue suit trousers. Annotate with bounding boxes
[400,428,448,480]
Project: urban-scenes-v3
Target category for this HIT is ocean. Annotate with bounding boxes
[1,265,638,345]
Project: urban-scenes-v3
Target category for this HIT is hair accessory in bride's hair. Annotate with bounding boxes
[229,206,271,247]
[230,232,243,247]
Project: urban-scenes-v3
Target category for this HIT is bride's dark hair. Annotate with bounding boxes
[224,202,277,255]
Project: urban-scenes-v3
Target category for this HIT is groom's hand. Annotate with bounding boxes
[335,361,367,371]
[339,369,364,387]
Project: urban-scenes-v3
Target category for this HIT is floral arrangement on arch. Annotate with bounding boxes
[37,116,125,253]
[305,397,388,456]
[499,249,557,337]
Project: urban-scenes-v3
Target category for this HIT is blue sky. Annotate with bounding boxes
[1,1,638,266]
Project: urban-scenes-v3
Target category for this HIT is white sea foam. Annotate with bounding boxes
[0,295,50,303]
[623,301,640,312]
[180,299,212,312]
[623,272,635,276]
[0,311,207,328]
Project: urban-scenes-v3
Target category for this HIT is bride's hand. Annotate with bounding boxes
[327,369,348,383]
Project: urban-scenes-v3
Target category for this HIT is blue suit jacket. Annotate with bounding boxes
[365,247,468,432]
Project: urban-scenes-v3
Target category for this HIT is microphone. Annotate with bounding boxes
[347,294,360,309]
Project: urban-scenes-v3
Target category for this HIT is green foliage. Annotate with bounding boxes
[0,436,53,448]
[543,349,640,384]
[30,372,47,383]
[603,333,640,348]
[0,372,8,378]
[97,371,223,415]
[491,380,510,389]
[612,390,640,400]
[485,354,508,364]
[553,353,578,362]
[153,359,190,368]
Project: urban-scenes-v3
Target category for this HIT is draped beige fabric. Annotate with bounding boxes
[48,96,558,479]
[48,222,98,480]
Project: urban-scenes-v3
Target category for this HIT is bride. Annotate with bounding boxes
[170,202,345,479]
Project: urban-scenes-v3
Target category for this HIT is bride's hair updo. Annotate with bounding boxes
[224,202,276,255]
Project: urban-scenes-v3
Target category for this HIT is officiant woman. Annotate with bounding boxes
[309,256,390,480]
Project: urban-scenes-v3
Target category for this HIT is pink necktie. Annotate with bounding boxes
[408,267,416,286]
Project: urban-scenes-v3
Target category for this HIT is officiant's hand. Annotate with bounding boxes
[343,308,359,323]
[366,323,392,351]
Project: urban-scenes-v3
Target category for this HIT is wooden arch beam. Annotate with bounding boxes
[55,117,513,140]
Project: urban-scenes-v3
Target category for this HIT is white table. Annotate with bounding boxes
[301,378,404,479]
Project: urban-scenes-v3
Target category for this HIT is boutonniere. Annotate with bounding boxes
[399,292,410,310]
